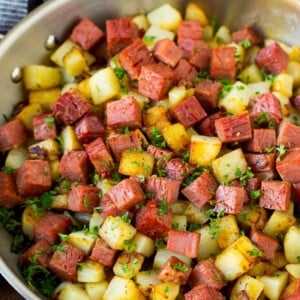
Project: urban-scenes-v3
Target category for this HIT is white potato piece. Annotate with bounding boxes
[57,283,90,300]
[284,225,300,263]
[5,146,29,169]
[185,2,208,26]
[89,211,104,232]
[132,14,149,31]
[248,80,271,96]
[184,203,209,224]
[67,231,97,255]
[238,64,263,83]
[214,25,231,44]
[130,232,155,257]
[168,85,188,108]
[285,264,300,278]
[172,215,187,231]
[78,259,106,283]
[143,25,175,50]
[231,275,264,300]
[85,281,108,300]
[50,194,68,210]
[22,206,39,240]
[135,270,160,296]
[153,249,191,269]
[61,125,82,151]
[28,138,61,161]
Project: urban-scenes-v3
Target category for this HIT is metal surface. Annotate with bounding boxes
[0,0,300,299]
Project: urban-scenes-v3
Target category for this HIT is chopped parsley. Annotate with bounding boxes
[187,222,202,231]
[239,39,251,48]
[276,144,287,161]
[264,146,274,153]
[83,196,89,209]
[205,209,225,239]
[247,248,261,257]
[143,35,156,44]
[120,211,131,224]
[220,79,233,98]
[2,166,15,175]
[261,69,276,84]
[158,199,169,216]
[182,167,205,187]
[123,239,137,254]
[151,126,166,148]
[44,117,55,128]
[25,191,54,216]
[192,70,210,83]
[51,244,67,252]
[250,189,261,200]
[155,237,166,250]
[170,262,188,272]
[235,167,254,186]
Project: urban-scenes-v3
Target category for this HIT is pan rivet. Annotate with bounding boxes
[11,67,22,83]
[45,34,58,50]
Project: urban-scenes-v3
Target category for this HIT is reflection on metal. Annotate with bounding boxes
[44,34,57,50]
[10,67,22,83]
[0,34,4,42]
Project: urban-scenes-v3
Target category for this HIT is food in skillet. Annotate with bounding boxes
[1,2,300,299]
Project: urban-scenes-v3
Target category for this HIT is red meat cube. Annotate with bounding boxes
[256,42,288,74]
[259,180,291,211]
[106,96,142,129]
[34,212,72,244]
[68,184,100,213]
[0,172,23,207]
[174,59,197,84]
[138,63,177,101]
[245,128,276,153]
[181,170,218,208]
[196,111,226,136]
[157,256,192,284]
[277,121,300,149]
[194,79,223,113]
[107,178,144,210]
[281,279,300,299]
[70,18,104,51]
[59,150,90,184]
[106,17,139,57]
[231,25,262,46]
[170,96,207,128]
[32,113,57,141]
[22,239,52,268]
[292,94,300,110]
[210,47,236,81]
[118,38,155,80]
[215,185,247,214]
[166,158,191,183]
[0,118,28,152]
[75,111,105,144]
[166,230,200,258]
[145,177,180,204]
[153,38,183,67]
[100,194,123,219]
[215,112,252,143]
[135,199,172,238]
[52,88,90,125]
[49,242,85,282]
[189,258,226,290]
[184,284,225,300]
[90,237,117,267]
[85,137,114,178]
[250,229,278,260]
[16,160,51,197]
[177,20,202,45]
[147,145,174,161]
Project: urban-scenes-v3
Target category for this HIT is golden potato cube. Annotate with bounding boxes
[49,159,60,180]
[29,88,61,111]
[56,283,90,300]
[153,249,192,269]
[16,102,43,130]
[273,91,290,117]
[212,148,248,183]
[63,47,89,77]
[238,64,263,84]
[119,149,155,177]
[185,2,208,26]
[289,45,300,62]
[67,231,97,255]
[89,67,121,105]
[28,138,61,161]
[61,125,82,151]
[168,85,188,108]
[23,65,62,90]
[143,25,175,50]
[272,73,293,98]
[231,275,264,300]
[143,105,170,128]
[85,281,108,300]
[77,78,92,100]
[130,232,155,257]
[213,25,231,45]
[287,61,300,87]
[284,225,300,263]
[22,206,40,240]
[189,134,222,167]
[150,282,180,300]
[229,42,245,70]
[5,146,29,170]
[132,14,149,31]
[162,123,190,155]
[135,270,160,296]
[50,194,68,210]
[216,215,240,249]
[77,259,106,283]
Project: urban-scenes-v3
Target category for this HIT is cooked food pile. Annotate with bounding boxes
[1,2,300,299]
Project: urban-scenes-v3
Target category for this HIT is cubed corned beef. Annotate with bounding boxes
[255,42,288,74]
[147,144,174,161]
[259,180,291,211]
[181,170,218,208]
[49,242,85,282]
[32,113,57,141]
[70,18,105,51]
[118,38,155,80]
[166,230,200,258]
[210,47,236,81]
[215,112,252,143]
[277,121,300,149]
[74,111,106,144]
[16,160,52,197]
[100,194,123,219]
[166,158,191,183]
[231,25,262,46]
[196,111,226,136]
[281,279,300,299]
[174,59,197,85]
[106,96,142,129]
[90,237,117,267]
[138,63,177,101]
[0,118,28,152]
[135,199,172,238]
[52,88,90,125]
[177,20,202,46]
[0,171,23,207]
[189,258,226,290]
[184,284,225,300]
[292,95,300,110]
[244,128,276,153]
[106,17,139,57]
[59,150,90,184]
[170,96,207,128]
[34,212,72,244]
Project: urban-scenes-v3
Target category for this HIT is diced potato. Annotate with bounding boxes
[77,78,92,100]
[244,46,260,65]
[103,276,145,300]
[213,25,231,45]
[248,81,271,96]
[237,206,268,231]
[272,91,290,117]
[184,203,209,224]
[61,82,78,94]
[289,45,300,62]
[22,206,40,240]
[89,211,104,232]
[172,215,187,231]
[113,251,144,279]
[168,85,188,108]
[56,283,90,300]
[185,2,208,26]
[150,282,180,300]
[130,232,155,257]
[126,90,150,110]
[153,249,191,269]
[218,81,252,114]
[169,201,188,215]
[263,210,296,238]
[285,264,300,278]
[119,149,155,177]
[5,146,29,169]
[49,159,60,180]
[28,138,61,161]
[284,225,300,263]
[287,61,300,87]
[135,270,160,296]
[132,14,150,31]
[215,236,262,281]
[60,125,82,151]
[23,65,62,91]
[147,4,182,32]
[186,127,198,138]
[50,194,68,210]
[85,281,108,300]
[216,215,240,249]
[143,25,175,50]
[162,123,190,155]
[231,275,264,300]
[196,225,221,260]
[270,251,289,269]
[229,42,245,70]
[247,261,278,277]
[67,231,97,255]
[16,102,43,130]
[63,47,89,77]
[143,105,170,130]
[272,73,293,98]
[99,216,136,250]
[77,260,106,283]
[212,148,248,183]
[202,25,214,42]
[238,64,263,84]
[29,88,61,111]
[89,67,121,105]
[189,134,222,167]
[96,178,118,194]
[258,271,289,300]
